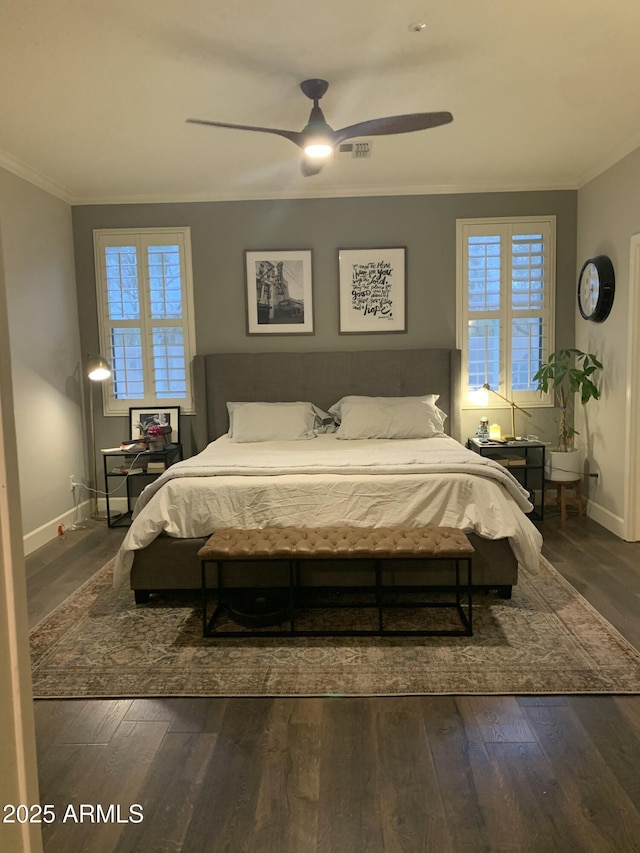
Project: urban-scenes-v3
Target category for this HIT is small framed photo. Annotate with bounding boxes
[245,249,314,335]
[129,406,180,443]
[338,247,407,334]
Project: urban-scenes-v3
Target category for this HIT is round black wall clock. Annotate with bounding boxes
[577,254,615,322]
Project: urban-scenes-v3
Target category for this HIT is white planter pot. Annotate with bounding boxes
[545,447,583,482]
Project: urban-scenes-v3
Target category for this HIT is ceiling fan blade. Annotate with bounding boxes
[301,158,324,177]
[334,111,453,144]
[186,118,306,148]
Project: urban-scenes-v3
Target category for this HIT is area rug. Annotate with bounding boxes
[29,556,640,697]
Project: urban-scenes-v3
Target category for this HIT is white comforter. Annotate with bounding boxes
[113,434,542,586]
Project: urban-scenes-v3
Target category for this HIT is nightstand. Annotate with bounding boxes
[102,443,183,527]
[467,437,545,520]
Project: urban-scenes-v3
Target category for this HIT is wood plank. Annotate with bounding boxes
[251,698,322,853]
[522,703,640,850]
[61,698,132,743]
[483,741,607,852]
[316,698,386,852]
[179,698,272,850]
[166,697,229,733]
[372,697,455,853]
[568,696,640,810]
[112,731,219,853]
[123,698,178,723]
[38,742,108,853]
[457,696,536,743]
[419,696,491,852]
[454,720,528,850]
[33,699,87,756]
[38,718,169,853]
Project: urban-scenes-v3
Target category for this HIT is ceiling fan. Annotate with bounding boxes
[187,79,453,177]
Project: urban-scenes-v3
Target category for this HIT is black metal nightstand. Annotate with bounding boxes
[102,444,183,527]
[467,437,546,519]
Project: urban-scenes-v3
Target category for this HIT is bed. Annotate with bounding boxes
[116,348,542,601]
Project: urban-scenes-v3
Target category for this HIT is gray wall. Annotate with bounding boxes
[72,190,577,454]
[0,166,86,548]
[577,145,640,535]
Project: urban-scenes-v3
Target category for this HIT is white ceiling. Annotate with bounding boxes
[2,0,640,205]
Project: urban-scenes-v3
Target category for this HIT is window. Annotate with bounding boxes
[456,216,555,407]
[94,228,196,415]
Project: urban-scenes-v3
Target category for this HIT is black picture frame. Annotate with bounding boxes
[129,406,181,443]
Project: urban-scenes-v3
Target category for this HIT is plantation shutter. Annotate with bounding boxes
[94,228,196,415]
[457,216,555,407]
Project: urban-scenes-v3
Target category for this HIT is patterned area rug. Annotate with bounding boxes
[30,556,640,697]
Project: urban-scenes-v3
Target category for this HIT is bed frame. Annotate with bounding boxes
[129,348,518,600]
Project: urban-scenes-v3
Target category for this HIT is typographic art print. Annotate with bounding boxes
[338,248,406,333]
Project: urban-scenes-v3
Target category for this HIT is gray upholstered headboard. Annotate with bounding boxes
[193,349,461,449]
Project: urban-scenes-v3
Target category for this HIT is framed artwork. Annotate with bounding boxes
[129,406,180,443]
[245,249,314,335]
[338,247,407,334]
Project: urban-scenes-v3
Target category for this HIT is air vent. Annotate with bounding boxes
[338,141,372,158]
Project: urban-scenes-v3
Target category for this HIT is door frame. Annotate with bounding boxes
[624,233,640,541]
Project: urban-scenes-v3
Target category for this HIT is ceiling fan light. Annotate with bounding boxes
[304,142,334,159]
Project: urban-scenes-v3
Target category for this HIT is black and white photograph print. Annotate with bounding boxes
[338,247,407,334]
[245,249,314,335]
[129,406,180,443]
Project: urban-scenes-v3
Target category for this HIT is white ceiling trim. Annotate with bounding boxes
[576,126,640,189]
[67,177,578,207]
[0,148,74,204]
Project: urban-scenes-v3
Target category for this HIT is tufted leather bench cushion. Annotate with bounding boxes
[198,526,474,562]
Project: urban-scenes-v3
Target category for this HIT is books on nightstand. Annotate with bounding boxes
[147,461,166,473]
[494,456,527,468]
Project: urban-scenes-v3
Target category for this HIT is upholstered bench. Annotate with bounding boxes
[198,526,474,638]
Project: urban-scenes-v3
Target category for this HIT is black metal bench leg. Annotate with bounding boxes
[375,559,383,633]
[289,560,296,634]
[201,561,207,636]
[467,558,473,635]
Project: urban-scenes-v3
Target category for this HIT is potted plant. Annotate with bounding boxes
[533,348,602,481]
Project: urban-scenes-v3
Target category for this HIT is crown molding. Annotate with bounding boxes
[0,145,583,206]
[576,128,640,189]
[72,177,577,206]
[0,148,74,204]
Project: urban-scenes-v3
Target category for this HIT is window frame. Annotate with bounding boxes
[93,227,197,416]
[456,215,555,410]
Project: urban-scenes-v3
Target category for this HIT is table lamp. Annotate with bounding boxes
[474,383,532,441]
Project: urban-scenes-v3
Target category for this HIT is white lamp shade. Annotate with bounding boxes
[87,355,111,382]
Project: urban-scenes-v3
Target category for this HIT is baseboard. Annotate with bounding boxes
[97,496,129,513]
[23,499,92,555]
[587,498,626,539]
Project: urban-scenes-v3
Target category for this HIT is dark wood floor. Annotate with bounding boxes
[26,513,640,853]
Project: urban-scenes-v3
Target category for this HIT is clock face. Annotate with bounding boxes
[579,262,600,317]
[578,255,615,322]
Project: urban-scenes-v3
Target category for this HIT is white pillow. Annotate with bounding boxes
[227,401,318,442]
[335,397,447,440]
[329,394,441,421]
